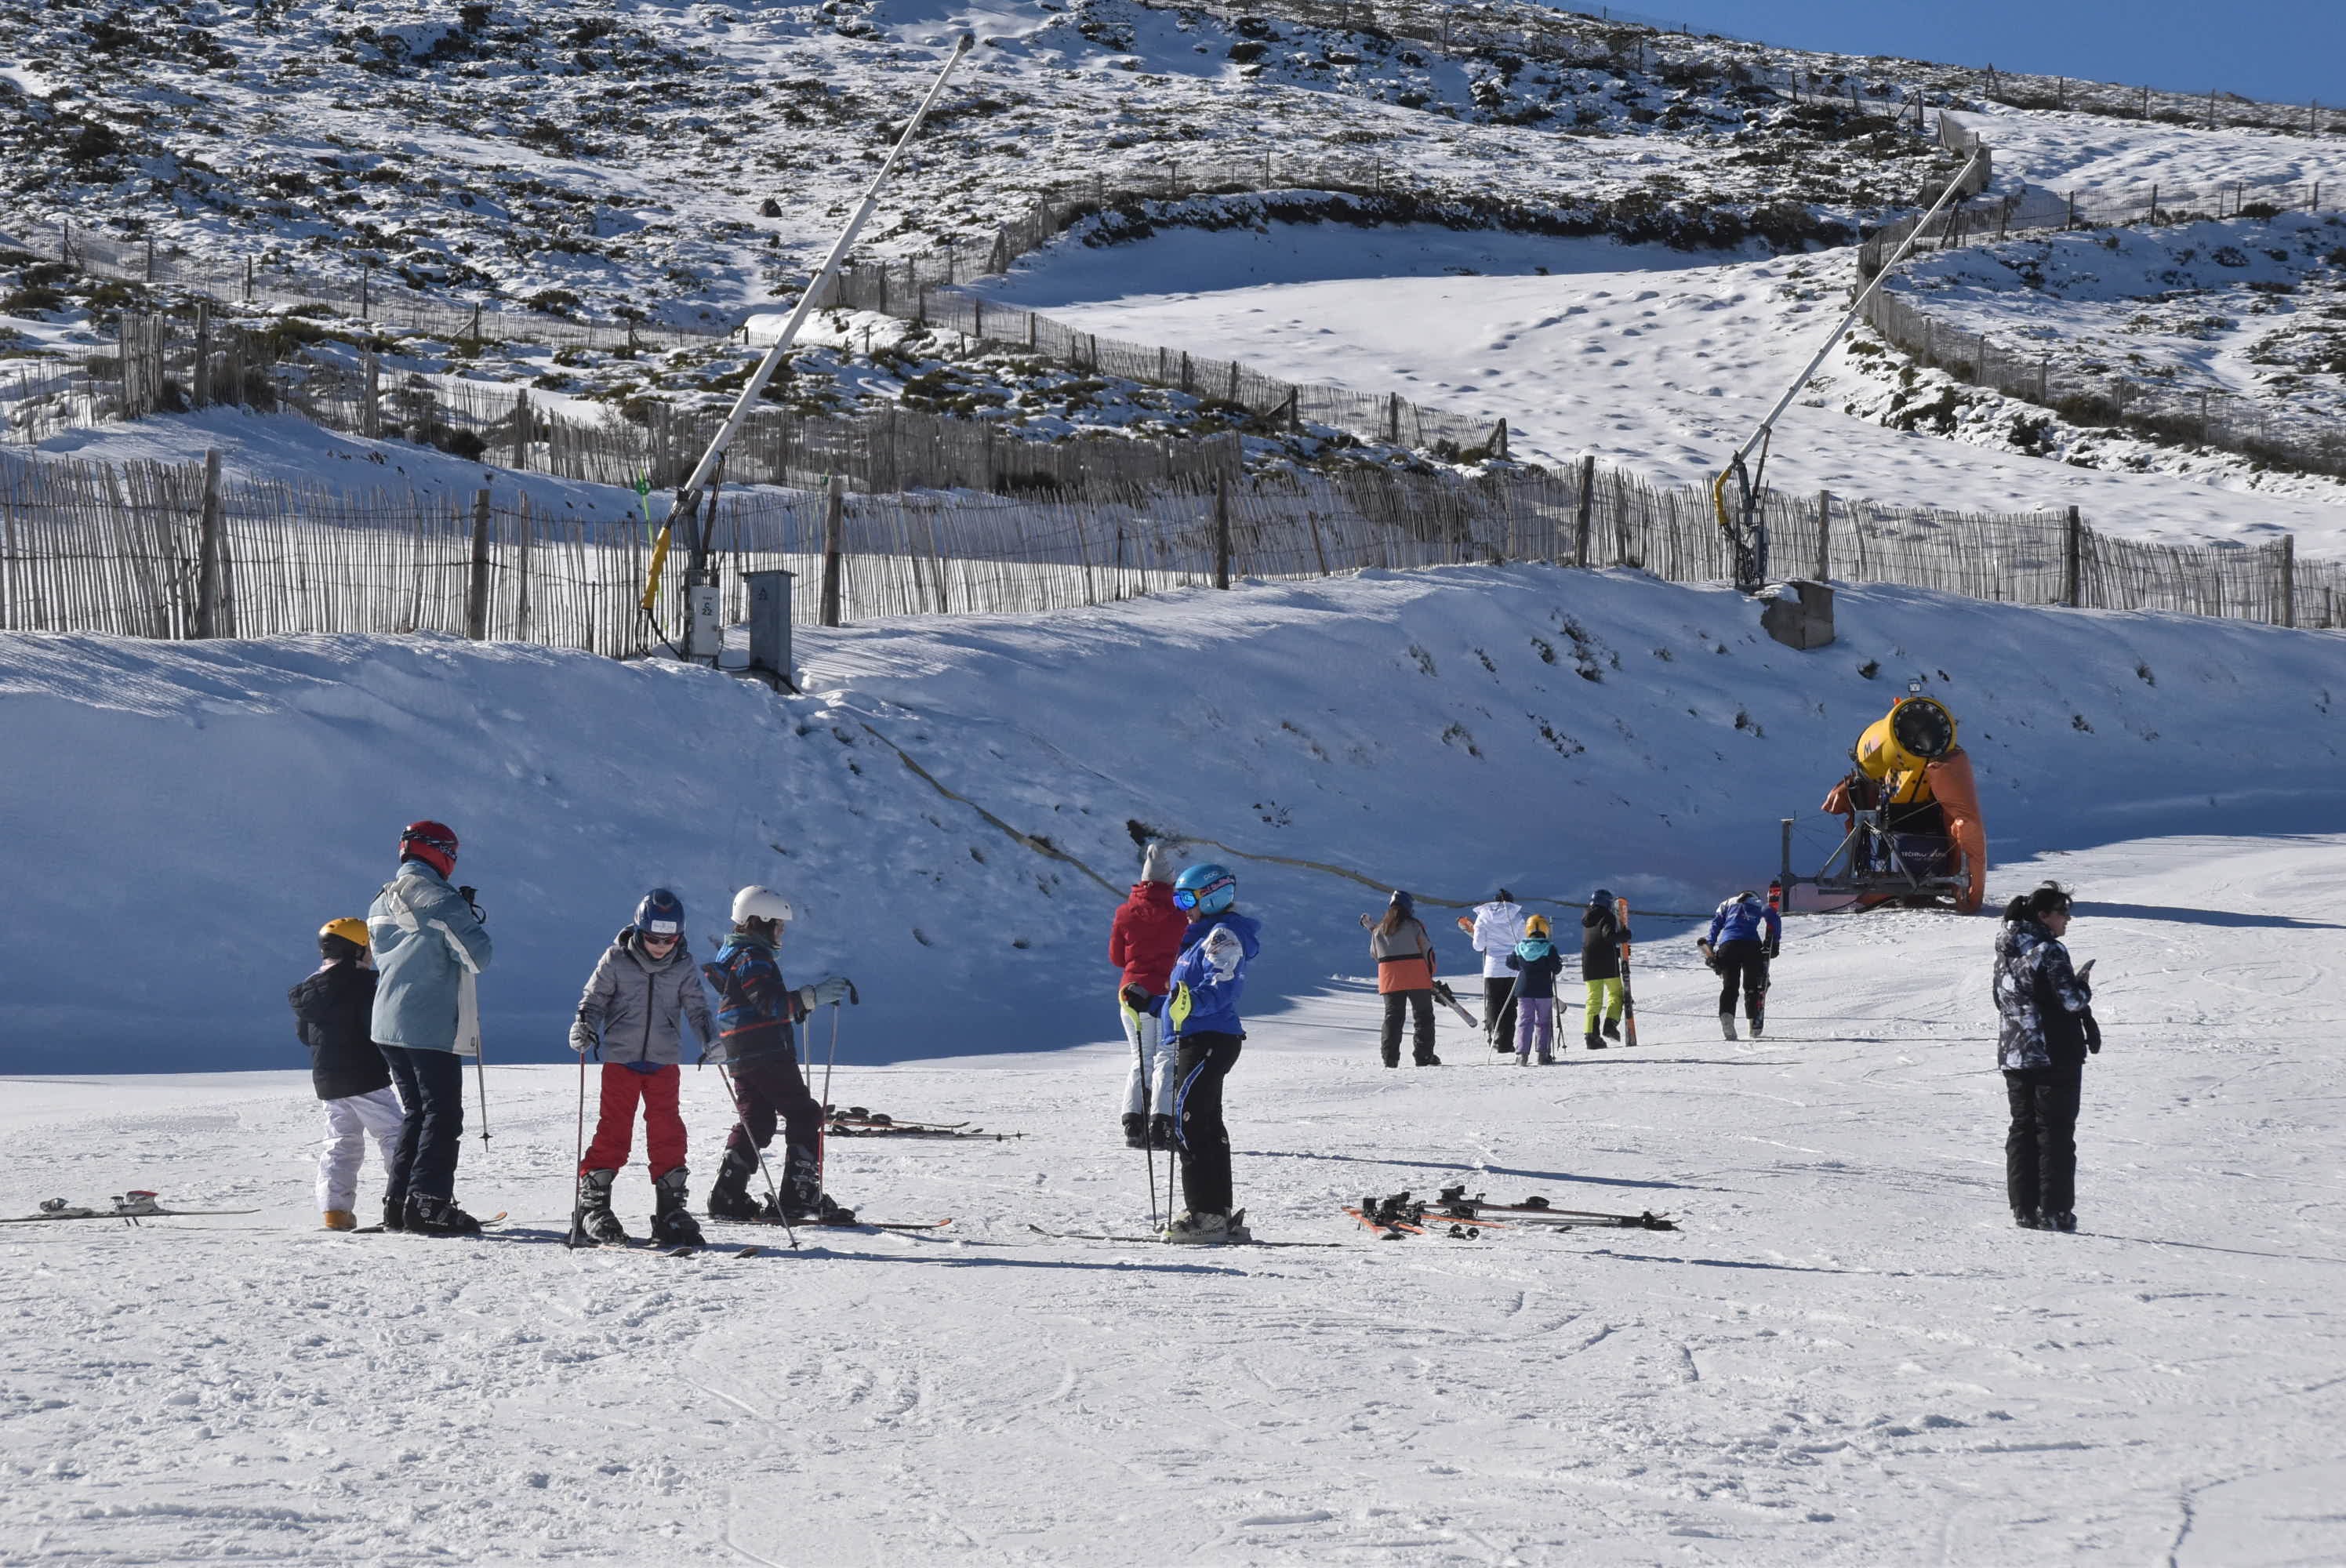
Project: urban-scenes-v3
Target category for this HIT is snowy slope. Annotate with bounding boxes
[976,220,2346,536]
[2,830,2343,1564]
[4,567,2341,1073]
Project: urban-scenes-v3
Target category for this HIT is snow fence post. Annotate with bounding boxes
[1214,473,1232,590]
[192,449,223,639]
[466,489,492,641]
[2279,535,2296,628]
[1573,455,1596,568]
[2062,506,2083,608]
[1815,490,1832,581]
[820,474,844,627]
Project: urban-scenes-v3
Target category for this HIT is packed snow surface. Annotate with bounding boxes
[979,223,2346,542]
[2,831,2344,1563]
[6,567,2344,1073]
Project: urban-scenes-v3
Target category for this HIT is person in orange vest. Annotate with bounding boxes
[1370,891,1440,1068]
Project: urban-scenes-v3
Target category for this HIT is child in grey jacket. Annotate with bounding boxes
[568,889,717,1247]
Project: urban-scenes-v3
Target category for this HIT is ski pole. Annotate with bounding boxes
[474,1043,491,1145]
[717,1061,797,1250]
[814,980,856,1197]
[565,1048,588,1249]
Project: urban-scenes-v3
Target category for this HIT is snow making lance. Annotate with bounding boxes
[648,32,976,660]
[1710,143,1986,593]
[1780,684,1986,915]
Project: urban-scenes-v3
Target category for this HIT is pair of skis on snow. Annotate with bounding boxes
[1347,1188,1676,1240]
[0,1192,258,1225]
[825,1108,1024,1141]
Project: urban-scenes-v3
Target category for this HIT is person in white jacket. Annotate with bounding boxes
[1458,891,1529,1053]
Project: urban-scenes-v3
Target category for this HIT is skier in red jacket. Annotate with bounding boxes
[1109,838,1189,1149]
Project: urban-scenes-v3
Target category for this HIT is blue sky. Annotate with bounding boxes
[1596,0,2344,108]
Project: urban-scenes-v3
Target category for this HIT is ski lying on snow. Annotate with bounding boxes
[5,1192,262,1224]
[1024,1223,1342,1249]
[709,1217,953,1233]
[348,1211,510,1236]
[1342,1206,1495,1240]
[1427,1189,1679,1229]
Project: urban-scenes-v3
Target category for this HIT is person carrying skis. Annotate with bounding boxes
[568,889,717,1247]
[367,821,493,1236]
[1370,891,1440,1067]
[1458,889,1527,1054]
[288,917,401,1231]
[702,886,855,1225]
[1705,888,1780,1040]
[1504,914,1566,1065]
[1109,838,1188,1150]
[1994,881,2100,1232]
[1581,891,1631,1050]
[1161,862,1262,1243]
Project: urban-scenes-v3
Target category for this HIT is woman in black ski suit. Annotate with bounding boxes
[1992,882,2101,1232]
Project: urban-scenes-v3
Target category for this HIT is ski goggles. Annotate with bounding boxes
[1172,874,1236,911]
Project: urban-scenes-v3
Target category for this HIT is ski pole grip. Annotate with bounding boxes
[844,978,861,1006]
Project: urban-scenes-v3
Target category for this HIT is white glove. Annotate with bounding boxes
[1201,927,1244,982]
[568,1025,595,1056]
[797,975,853,1009]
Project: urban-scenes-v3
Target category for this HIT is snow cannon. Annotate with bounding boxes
[1778,689,1986,915]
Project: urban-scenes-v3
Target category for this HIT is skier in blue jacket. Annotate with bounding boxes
[1705,889,1781,1040]
[366,820,493,1236]
[1161,862,1262,1244]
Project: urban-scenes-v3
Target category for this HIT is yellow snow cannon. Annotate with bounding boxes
[1778,688,1986,915]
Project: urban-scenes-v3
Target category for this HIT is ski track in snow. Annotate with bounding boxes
[4,835,2345,1563]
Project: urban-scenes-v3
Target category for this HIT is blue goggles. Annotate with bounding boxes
[1172,877,1233,911]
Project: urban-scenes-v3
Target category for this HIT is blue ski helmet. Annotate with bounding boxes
[1590,887,1614,906]
[1172,862,1237,915]
[634,888,686,938]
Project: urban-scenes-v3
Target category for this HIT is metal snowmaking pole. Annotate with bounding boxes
[659,32,975,658]
[1711,145,1987,593]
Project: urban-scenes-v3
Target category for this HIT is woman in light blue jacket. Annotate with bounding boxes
[367,820,492,1236]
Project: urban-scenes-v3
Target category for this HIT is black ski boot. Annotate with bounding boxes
[2014,1208,2046,1229]
[651,1167,704,1247]
[1414,1053,1443,1067]
[1148,1112,1177,1149]
[383,1196,407,1232]
[1585,1029,1605,1051]
[706,1147,764,1221]
[1381,1049,1400,1069]
[405,1194,483,1237]
[2047,1210,2077,1232]
[572,1168,627,1245]
[1749,1012,1765,1039]
[781,1157,855,1225]
[1121,1112,1148,1149]
[1602,1017,1622,1042]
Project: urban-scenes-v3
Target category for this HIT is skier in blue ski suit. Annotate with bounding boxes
[1706,891,1781,1039]
[1162,863,1261,1243]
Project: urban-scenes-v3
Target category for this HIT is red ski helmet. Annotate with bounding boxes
[398,820,459,877]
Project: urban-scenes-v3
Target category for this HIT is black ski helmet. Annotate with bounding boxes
[1590,887,1614,906]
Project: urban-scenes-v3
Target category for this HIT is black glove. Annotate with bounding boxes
[459,885,486,924]
[1120,984,1152,1011]
[2082,1009,2101,1054]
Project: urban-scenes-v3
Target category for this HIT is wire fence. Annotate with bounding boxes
[5,448,2336,659]
[1859,170,2346,479]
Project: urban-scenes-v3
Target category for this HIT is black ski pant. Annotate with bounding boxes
[1715,939,1769,1021]
[1172,1032,1242,1216]
[1380,990,1436,1065]
[2004,1062,2083,1218]
[722,1050,825,1187]
[383,1045,465,1207]
[1482,978,1520,1049]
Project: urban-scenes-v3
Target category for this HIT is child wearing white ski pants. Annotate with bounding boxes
[318,1088,405,1214]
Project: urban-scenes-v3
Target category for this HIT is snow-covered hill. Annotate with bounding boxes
[4,566,2341,1074]
[3,829,2343,1565]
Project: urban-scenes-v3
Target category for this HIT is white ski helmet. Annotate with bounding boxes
[731,885,794,927]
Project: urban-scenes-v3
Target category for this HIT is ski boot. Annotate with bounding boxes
[1585,1029,1606,1051]
[650,1167,703,1247]
[1380,1049,1400,1069]
[405,1194,484,1237]
[1602,1017,1622,1042]
[1719,1012,1739,1041]
[1491,1034,1512,1054]
[382,1195,407,1232]
[780,1158,855,1225]
[1537,1049,1555,1065]
[1121,1112,1149,1149]
[1414,1053,1443,1067]
[2047,1210,2077,1233]
[572,1168,628,1245]
[2014,1209,2046,1229]
[1165,1210,1244,1244]
[1148,1112,1177,1149]
[1749,1011,1765,1039]
[705,1148,765,1221]
[321,1209,356,1232]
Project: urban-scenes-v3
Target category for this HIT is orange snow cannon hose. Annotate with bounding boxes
[1926,752,1987,914]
